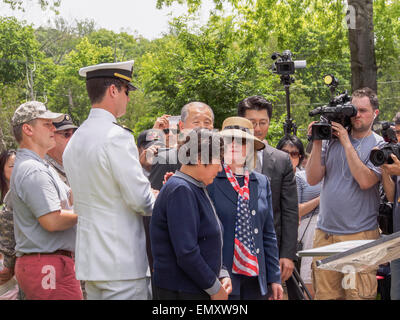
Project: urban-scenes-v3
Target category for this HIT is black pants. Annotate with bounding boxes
[154,286,210,300]
[228,275,266,300]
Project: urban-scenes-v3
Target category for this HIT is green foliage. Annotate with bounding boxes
[1,0,400,151]
[0,81,24,150]
[138,15,276,129]
[373,0,400,121]
[45,37,115,124]
[0,17,43,84]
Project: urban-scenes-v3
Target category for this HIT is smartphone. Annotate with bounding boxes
[168,116,181,128]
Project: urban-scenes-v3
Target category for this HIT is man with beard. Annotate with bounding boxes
[306,87,385,300]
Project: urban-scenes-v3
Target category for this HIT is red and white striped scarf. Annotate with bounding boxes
[223,164,259,277]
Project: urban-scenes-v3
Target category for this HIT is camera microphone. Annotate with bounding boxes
[309,107,323,117]
[294,60,307,69]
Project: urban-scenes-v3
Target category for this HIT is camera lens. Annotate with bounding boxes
[320,126,331,136]
[369,149,387,166]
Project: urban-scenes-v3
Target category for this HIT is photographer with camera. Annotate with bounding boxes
[306,87,385,300]
[379,120,400,299]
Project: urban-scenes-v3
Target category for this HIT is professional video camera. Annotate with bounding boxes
[369,121,400,166]
[271,50,306,137]
[271,50,306,76]
[309,75,357,140]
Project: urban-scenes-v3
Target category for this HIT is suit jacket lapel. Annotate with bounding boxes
[262,146,276,178]
[214,169,259,208]
[214,171,238,206]
[249,173,258,211]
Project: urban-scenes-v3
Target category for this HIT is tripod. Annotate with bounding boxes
[290,266,313,300]
[280,73,297,137]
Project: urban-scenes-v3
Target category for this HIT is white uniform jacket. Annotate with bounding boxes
[63,108,155,281]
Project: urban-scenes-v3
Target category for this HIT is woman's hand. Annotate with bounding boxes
[220,277,232,295]
[268,283,284,300]
[211,285,229,300]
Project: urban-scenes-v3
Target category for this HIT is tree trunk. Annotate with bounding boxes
[347,0,377,93]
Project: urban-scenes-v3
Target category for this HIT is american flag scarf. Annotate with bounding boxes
[223,164,259,277]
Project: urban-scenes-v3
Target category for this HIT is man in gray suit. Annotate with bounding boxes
[238,95,300,299]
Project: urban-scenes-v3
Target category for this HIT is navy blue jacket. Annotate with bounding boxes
[150,171,228,296]
[207,170,281,296]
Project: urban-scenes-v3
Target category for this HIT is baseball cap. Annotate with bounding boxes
[53,114,78,131]
[79,60,137,91]
[137,129,165,150]
[12,101,64,127]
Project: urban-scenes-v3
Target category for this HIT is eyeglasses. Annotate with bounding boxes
[250,120,269,128]
[55,131,74,139]
[282,149,300,158]
[224,138,248,145]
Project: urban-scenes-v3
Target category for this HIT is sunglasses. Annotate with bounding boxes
[55,131,74,139]
[282,149,300,158]
[224,137,248,145]
[163,128,179,134]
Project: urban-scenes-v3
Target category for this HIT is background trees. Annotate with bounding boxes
[1,0,399,150]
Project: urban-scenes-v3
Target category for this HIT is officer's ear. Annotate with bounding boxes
[108,84,119,98]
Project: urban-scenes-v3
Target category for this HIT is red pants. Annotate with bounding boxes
[15,254,83,300]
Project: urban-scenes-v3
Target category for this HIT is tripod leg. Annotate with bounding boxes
[292,267,313,300]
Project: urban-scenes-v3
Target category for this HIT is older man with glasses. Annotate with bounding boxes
[45,114,77,186]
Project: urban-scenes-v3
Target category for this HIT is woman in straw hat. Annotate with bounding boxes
[207,117,283,300]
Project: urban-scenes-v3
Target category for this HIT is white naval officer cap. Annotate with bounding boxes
[78,60,137,91]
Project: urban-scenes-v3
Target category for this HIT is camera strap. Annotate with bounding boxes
[299,207,317,244]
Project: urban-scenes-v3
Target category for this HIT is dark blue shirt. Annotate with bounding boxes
[150,171,228,296]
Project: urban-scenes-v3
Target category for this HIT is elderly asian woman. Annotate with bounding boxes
[150,128,232,300]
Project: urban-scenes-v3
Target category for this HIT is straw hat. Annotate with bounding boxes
[220,117,265,151]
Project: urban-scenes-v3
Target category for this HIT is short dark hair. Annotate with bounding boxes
[276,135,305,168]
[12,119,37,143]
[0,149,16,204]
[86,77,125,104]
[178,128,224,165]
[352,87,379,110]
[393,112,400,125]
[237,96,273,120]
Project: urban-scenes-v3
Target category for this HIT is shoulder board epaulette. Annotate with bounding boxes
[113,122,133,133]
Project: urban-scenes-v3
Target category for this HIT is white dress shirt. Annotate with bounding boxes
[63,108,155,281]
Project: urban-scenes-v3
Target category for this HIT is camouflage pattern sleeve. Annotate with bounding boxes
[0,192,16,269]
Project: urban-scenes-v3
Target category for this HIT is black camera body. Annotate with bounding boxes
[369,121,399,166]
[309,91,357,140]
[271,50,306,76]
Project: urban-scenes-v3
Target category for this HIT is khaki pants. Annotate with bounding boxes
[311,228,380,300]
[85,277,151,300]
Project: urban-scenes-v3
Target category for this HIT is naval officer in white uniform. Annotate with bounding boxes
[63,60,155,300]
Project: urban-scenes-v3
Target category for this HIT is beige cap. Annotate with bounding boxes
[12,101,64,126]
